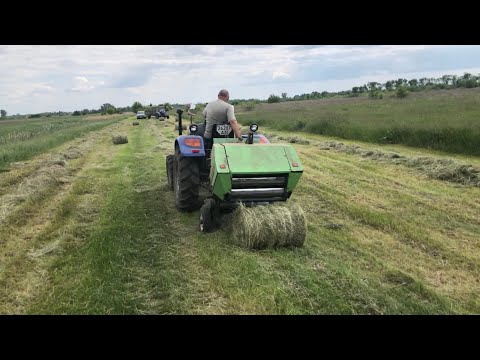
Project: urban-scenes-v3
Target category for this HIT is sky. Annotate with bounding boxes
[1,45,480,115]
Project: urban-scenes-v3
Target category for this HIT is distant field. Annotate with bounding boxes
[0,114,129,169]
[236,88,480,156]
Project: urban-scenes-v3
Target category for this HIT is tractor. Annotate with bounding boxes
[165,108,304,238]
[146,104,170,120]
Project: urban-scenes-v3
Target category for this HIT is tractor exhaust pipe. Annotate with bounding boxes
[176,108,183,136]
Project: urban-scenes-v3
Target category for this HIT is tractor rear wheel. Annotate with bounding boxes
[174,147,199,212]
[166,155,174,191]
[199,198,216,232]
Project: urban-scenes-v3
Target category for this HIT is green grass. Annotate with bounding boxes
[237,88,480,156]
[0,114,129,169]
[2,119,475,314]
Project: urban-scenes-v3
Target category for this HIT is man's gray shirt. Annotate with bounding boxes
[202,99,235,139]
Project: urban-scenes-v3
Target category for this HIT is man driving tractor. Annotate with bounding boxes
[202,89,242,148]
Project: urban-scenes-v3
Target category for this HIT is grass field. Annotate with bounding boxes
[0,114,478,314]
[0,114,129,170]
[236,87,480,156]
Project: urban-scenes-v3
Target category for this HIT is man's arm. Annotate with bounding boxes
[227,105,242,139]
[229,118,242,139]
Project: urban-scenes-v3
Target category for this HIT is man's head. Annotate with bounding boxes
[218,89,230,102]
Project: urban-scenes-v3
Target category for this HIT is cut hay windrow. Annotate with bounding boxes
[230,202,306,249]
[0,163,70,224]
[277,136,310,145]
[318,140,480,187]
[144,122,174,155]
[62,145,83,159]
[405,157,480,186]
[0,129,109,225]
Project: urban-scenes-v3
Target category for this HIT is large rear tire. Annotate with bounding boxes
[174,147,199,212]
[166,155,174,191]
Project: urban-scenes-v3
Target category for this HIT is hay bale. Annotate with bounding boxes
[230,202,306,249]
[174,124,187,131]
[112,134,128,145]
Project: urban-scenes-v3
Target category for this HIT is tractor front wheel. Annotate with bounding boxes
[174,147,199,212]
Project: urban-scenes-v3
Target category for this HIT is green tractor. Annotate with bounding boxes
[166,109,305,246]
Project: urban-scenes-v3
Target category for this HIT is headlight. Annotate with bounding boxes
[189,124,198,133]
[250,123,258,132]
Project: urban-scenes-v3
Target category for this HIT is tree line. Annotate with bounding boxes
[264,72,480,103]
[2,72,479,118]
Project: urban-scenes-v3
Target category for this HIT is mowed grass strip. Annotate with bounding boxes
[0,121,125,313]
[0,114,129,169]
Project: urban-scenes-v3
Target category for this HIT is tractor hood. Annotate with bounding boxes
[220,143,303,174]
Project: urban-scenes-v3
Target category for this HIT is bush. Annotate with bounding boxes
[267,94,281,103]
[369,90,383,99]
[396,86,409,98]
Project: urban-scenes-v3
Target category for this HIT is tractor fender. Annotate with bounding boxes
[175,135,206,157]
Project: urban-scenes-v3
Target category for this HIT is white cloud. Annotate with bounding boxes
[71,76,96,92]
[75,76,89,83]
[272,71,291,80]
[0,45,479,114]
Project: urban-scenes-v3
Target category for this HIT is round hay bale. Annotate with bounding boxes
[174,124,187,131]
[230,202,306,249]
[112,134,128,145]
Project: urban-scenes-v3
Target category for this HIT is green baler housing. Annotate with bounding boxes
[209,138,303,202]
